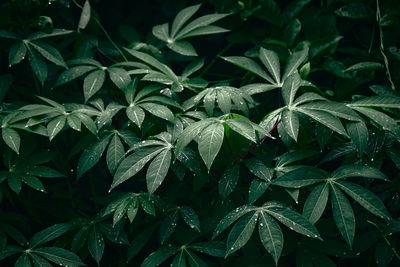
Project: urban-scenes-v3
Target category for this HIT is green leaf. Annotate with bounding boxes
[9,41,27,66]
[28,46,47,86]
[185,250,207,266]
[146,149,172,193]
[282,48,308,81]
[2,128,20,154]
[330,185,355,247]
[141,103,174,121]
[15,253,32,267]
[222,56,274,83]
[282,73,301,106]
[29,254,53,267]
[78,0,91,31]
[112,147,164,190]
[189,241,225,257]
[332,165,388,181]
[47,116,66,141]
[108,67,131,89]
[77,134,112,178]
[203,90,216,116]
[198,123,224,170]
[303,183,329,224]
[213,205,254,238]
[219,165,240,199]
[171,4,201,38]
[180,206,200,232]
[259,47,280,84]
[346,121,368,154]
[126,105,145,128]
[152,23,169,42]
[175,13,230,40]
[352,107,399,134]
[245,159,273,181]
[29,41,67,68]
[67,114,81,131]
[171,251,187,267]
[345,62,383,72]
[29,224,71,248]
[179,25,228,39]
[88,227,104,265]
[334,181,390,220]
[33,247,84,267]
[281,109,299,141]
[83,69,106,102]
[55,66,97,87]
[106,134,125,174]
[258,211,283,265]
[141,246,178,267]
[0,246,23,261]
[22,175,46,193]
[349,96,400,109]
[125,49,177,81]
[27,29,73,40]
[297,108,348,137]
[175,119,214,156]
[225,119,256,142]
[300,102,361,121]
[217,90,231,114]
[167,40,198,57]
[225,211,258,256]
[272,167,327,188]
[266,207,320,238]
[249,179,270,204]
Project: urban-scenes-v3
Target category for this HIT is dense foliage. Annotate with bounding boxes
[1,0,400,266]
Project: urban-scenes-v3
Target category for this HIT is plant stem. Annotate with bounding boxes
[376,0,395,90]
[72,0,128,62]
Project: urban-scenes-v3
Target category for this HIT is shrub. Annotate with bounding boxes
[0,0,399,266]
